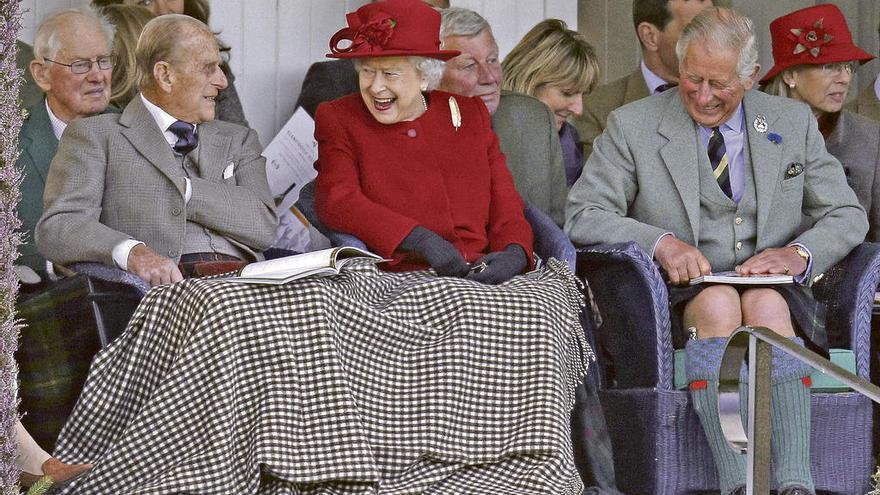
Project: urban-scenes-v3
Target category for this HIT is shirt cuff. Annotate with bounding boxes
[113,239,145,270]
[788,243,813,285]
[651,232,675,260]
[184,177,192,204]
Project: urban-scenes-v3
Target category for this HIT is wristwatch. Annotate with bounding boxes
[790,245,810,264]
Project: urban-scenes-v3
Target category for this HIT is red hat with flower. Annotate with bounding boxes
[327,0,460,61]
[761,3,874,83]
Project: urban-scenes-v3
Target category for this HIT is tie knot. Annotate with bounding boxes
[169,120,198,155]
[655,82,677,93]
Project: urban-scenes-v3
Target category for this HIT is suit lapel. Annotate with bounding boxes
[658,93,701,242]
[742,91,783,239]
[21,101,59,185]
[193,123,232,181]
[624,71,651,104]
[120,97,184,185]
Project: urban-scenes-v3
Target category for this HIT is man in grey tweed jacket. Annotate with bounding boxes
[36,14,276,287]
[567,8,865,495]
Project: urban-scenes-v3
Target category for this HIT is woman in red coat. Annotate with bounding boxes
[314,0,532,284]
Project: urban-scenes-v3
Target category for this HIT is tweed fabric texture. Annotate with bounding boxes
[53,260,591,494]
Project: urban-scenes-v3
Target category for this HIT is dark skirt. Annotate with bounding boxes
[668,283,827,356]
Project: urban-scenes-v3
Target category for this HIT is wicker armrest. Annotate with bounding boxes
[576,241,674,390]
[812,242,880,379]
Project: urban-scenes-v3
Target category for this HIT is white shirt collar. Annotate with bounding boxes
[45,99,67,141]
[139,93,198,148]
[873,74,880,102]
[640,60,672,95]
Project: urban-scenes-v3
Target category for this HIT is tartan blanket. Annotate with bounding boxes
[54,260,592,494]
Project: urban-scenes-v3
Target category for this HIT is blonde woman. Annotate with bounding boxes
[99,4,154,108]
[502,19,599,185]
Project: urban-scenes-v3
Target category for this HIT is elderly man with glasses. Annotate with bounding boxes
[16,8,116,284]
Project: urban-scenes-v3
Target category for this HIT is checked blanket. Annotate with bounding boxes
[54,260,592,494]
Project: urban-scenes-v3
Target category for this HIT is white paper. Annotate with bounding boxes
[270,187,331,253]
[263,107,319,209]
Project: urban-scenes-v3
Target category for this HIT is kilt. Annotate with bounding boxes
[53,259,592,494]
[668,282,827,354]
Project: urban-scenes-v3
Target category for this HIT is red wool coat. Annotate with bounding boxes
[314,90,534,272]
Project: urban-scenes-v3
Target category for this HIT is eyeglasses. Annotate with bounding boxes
[43,56,113,74]
[820,61,855,76]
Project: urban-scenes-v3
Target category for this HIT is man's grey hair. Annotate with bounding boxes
[135,14,213,90]
[675,7,758,84]
[34,8,115,60]
[353,56,445,91]
[439,7,491,41]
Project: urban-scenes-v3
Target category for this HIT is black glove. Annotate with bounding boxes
[466,244,528,285]
[399,226,470,277]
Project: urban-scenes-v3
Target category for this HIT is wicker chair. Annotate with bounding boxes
[577,241,880,495]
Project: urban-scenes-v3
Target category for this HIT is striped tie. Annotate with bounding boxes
[708,127,732,198]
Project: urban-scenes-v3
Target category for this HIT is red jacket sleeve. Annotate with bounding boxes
[314,103,418,258]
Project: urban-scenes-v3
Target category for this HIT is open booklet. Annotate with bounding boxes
[689,271,793,286]
[225,247,385,285]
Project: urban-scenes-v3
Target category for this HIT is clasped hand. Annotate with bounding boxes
[654,236,806,285]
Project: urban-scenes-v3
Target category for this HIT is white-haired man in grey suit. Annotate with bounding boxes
[37,13,277,287]
[566,8,867,495]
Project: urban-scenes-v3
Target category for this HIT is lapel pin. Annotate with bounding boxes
[768,132,782,144]
[449,96,461,131]
[753,115,768,133]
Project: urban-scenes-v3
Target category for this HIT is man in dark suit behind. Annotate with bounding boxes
[573,0,715,160]
[37,14,276,287]
[17,9,115,280]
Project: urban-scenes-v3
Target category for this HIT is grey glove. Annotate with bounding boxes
[466,244,528,285]
[399,226,470,277]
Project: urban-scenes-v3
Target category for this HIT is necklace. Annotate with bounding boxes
[420,92,427,112]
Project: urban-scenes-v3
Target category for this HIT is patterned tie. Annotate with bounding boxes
[655,82,678,93]
[707,127,732,199]
[169,120,198,155]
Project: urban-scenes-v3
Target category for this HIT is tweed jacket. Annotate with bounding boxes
[314,91,533,272]
[492,91,568,226]
[16,100,58,273]
[295,59,358,119]
[844,82,880,122]
[565,89,868,279]
[825,110,880,242]
[36,96,277,267]
[573,69,650,162]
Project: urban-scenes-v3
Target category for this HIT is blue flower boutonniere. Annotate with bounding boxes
[768,132,782,145]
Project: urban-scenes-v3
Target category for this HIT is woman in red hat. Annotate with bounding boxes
[315,0,533,282]
[762,3,879,241]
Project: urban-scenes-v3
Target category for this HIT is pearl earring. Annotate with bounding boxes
[788,82,796,89]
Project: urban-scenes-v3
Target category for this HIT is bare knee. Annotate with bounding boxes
[683,285,742,339]
[740,288,795,337]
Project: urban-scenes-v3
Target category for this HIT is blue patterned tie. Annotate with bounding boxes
[708,127,732,199]
[169,120,198,155]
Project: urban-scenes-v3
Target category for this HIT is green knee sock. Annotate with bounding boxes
[770,338,814,493]
[686,337,745,495]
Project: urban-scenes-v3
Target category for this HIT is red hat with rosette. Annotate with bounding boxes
[761,3,874,83]
[327,0,459,61]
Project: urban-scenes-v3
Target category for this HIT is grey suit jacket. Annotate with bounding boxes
[573,69,650,163]
[492,91,568,226]
[826,110,880,242]
[844,82,880,122]
[565,89,867,279]
[16,100,58,273]
[36,96,277,267]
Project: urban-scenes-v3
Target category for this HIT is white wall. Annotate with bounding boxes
[19,0,577,147]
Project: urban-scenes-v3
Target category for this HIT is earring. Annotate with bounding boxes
[788,82,796,89]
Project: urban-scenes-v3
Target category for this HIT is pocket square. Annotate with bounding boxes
[784,162,804,179]
[223,162,234,179]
